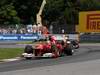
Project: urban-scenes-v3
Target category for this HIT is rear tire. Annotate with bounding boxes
[66,49,73,56]
[64,44,73,56]
[25,57,32,60]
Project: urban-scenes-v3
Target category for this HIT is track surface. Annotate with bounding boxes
[0,44,100,73]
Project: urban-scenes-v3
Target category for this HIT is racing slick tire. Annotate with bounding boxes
[63,44,74,56]
[25,57,32,60]
[24,45,34,59]
[24,45,34,54]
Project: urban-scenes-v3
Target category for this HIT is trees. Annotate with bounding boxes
[43,0,79,25]
[14,0,42,24]
[43,0,100,33]
[0,0,20,24]
[0,0,100,30]
[42,0,78,33]
[43,0,64,25]
[0,0,43,25]
[78,0,100,11]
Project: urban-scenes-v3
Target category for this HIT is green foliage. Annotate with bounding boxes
[0,0,100,27]
[78,0,100,11]
[43,0,78,25]
[43,0,64,22]
[43,0,100,26]
[0,3,20,24]
[14,0,42,24]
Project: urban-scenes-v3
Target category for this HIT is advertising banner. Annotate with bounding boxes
[0,34,38,41]
[78,11,100,32]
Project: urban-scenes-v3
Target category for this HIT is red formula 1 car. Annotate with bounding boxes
[35,41,63,57]
[22,40,74,59]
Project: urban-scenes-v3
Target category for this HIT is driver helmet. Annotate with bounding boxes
[50,35,56,41]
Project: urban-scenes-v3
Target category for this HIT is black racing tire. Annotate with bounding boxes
[64,44,74,56]
[66,49,73,56]
[25,57,32,60]
[24,45,34,54]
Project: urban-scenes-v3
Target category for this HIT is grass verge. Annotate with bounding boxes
[80,40,100,43]
[0,48,24,60]
[16,41,33,44]
[16,41,46,44]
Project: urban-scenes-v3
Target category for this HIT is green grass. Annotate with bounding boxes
[16,41,33,44]
[0,48,24,59]
[80,40,100,43]
[16,41,47,44]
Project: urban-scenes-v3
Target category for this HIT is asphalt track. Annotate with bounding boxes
[0,43,100,74]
